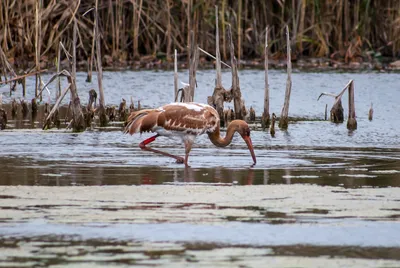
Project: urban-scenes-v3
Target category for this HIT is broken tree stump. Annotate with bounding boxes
[174,49,178,102]
[67,75,85,132]
[228,24,247,120]
[11,99,17,119]
[83,89,97,127]
[347,80,357,130]
[94,0,108,127]
[119,98,127,121]
[88,89,97,109]
[262,26,271,130]
[249,106,256,122]
[318,80,352,123]
[0,108,7,130]
[279,25,292,130]
[208,6,232,127]
[368,103,373,121]
[21,99,29,119]
[106,106,116,121]
[31,98,38,121]
[187,31,198,102]
[270,113,276,137]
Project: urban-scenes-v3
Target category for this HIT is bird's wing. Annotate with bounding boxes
[158,103,219,135]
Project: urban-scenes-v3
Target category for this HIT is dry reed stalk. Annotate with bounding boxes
[166,0,172,61]
[34,0,42,100]
[237,0,242,66]
[186,0,192,66]
[228,24,246,120]
[279,25,292,130]
[209,5,227,127]
[187,31,197,102]
[72,19,77,80]
[86,8,96,83]
[43,83,71,130]
[57,42,61,98]
[262,26,270,130]
[0,69,47,85]
[0,43,17,93]
[95,0,107,127]
[221,0,227,60]
[131,0,143,60]
[215,6,222,89]
[174,49,178,101]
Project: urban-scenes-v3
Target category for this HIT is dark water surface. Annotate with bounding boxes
[0,70,400,266]
[1,70,399,187]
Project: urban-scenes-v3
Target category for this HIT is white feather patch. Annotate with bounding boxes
[173,102,208,112]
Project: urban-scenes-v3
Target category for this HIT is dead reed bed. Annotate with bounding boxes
[0,0,399,69]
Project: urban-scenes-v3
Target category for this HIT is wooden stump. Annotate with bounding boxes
[11,99,17,119]
[106,106,116,122]
[118,98,127,121]
[0,108,7,130]
[21,100,29,119]
[228,24,247,120]
[347,80,357,130]
[210,86,230,127]
[318,80,352,124]
[279,25,292,130]
[249,106,256,122]
[129,97,135,113]
[262,26,271,130]
[67,76,85,132]
[330,99,344,123]
[368,103,373,121]
[31,98,38,121]
[270,113,276,137]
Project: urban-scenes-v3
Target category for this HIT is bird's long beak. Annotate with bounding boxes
[243,136,256,165]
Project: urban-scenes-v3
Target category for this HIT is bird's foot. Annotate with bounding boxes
[175,157,184,164]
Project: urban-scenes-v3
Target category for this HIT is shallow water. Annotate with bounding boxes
[0,70,400,266]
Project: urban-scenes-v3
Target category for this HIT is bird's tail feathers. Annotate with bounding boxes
[124,109,153,135]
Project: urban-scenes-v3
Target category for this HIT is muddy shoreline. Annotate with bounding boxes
[1,185,400,267]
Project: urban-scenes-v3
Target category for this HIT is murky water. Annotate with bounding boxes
[0,70,400,266]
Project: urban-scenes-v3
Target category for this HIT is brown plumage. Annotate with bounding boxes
[124,102,256,167]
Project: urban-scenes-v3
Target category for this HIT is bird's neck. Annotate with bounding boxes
[208,122,238,148]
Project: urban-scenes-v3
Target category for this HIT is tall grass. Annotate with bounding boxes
[0,0,399,68]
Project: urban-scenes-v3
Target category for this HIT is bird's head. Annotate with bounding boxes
[232,120,257,166]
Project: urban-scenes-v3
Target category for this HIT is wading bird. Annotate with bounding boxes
[124,102,256,167]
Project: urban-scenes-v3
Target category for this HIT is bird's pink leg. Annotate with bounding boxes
[139,134,184,164]
[184,140,193,167]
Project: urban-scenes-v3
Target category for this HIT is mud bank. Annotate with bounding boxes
[1,185,399,223]
[0,185,400,267]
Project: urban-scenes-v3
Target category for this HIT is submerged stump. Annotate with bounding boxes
[11,99,17,119]
[119,98,128,122]
[330,99,344,123]
[21,100,29,119]
[347,80,357,130]
[368,103,373,121]
[0,108,7,130]
[31,98,38,121]
[249,106,256,122]
[270,113,276,137]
